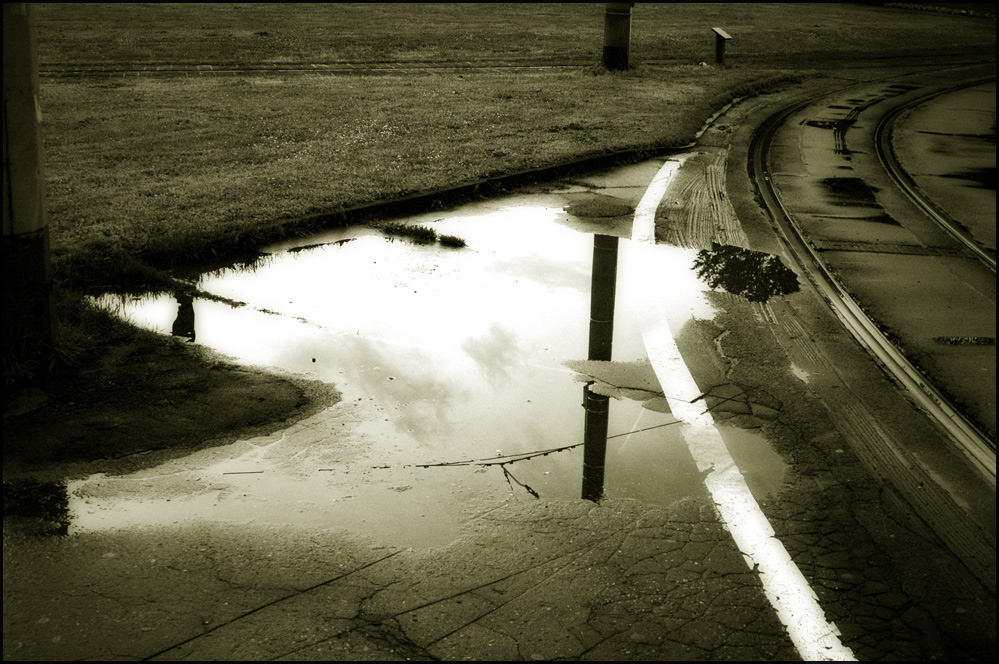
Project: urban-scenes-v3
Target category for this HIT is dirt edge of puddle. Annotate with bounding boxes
[3,330,341,482]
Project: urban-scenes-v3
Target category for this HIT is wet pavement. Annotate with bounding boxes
[768,69,996,452]
[5,68,997,661]
[892,80,996,253]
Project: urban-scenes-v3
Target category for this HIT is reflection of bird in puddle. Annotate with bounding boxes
[171,291,196,342]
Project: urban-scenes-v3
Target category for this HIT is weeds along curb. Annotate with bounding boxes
[285,145,680,227]
[147,102,739,271]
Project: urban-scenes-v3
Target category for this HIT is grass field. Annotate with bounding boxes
[34,3,997,66]
[30,3,997,292]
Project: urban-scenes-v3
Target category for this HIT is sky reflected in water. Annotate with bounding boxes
[92,201,786,546]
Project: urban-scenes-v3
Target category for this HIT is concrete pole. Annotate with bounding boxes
[3,3,56,371]
[602,3,632,71]
[581,234,619,502]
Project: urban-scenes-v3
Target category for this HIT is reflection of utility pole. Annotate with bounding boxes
[602,3,632,71]
[3,4,55,371]
[581,234,619,502]
[581,383,610,502]
[588,234,618,361]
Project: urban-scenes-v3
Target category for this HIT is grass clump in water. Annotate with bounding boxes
[381,222,438,244]
[439,234,467,248]
[380,223,467,248]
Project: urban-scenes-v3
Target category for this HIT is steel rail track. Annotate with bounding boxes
[749,99,997,486]
[874,80,997,273]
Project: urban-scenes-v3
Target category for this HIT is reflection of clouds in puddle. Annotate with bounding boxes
[486,253,591,291]
[442,205,594,291]
[718,426,788,501]
[461,323,520,386]
[615,242,717,337]
[299,334,469,444]
[203,218,594,355]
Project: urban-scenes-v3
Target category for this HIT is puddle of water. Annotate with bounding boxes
[87,194,788,548]
[790,363,811,383]
[806,118,857,155]
[820,176,879,205]
[940,167,997,190]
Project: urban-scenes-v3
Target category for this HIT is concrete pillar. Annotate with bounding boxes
[3,3,56,372]
[602,3,632,71]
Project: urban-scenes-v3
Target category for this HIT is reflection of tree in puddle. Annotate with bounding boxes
[693,243,799,303]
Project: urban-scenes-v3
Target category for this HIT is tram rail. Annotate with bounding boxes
[874,80,997,273]
[749,92,996,486]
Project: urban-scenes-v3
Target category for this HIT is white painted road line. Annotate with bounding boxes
[632,158,683,244]
[633,159,856,661]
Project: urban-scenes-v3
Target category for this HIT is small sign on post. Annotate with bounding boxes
[712,27,732,66]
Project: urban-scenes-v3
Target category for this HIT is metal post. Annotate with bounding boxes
[602,3,632,71]
[3,3,55,373]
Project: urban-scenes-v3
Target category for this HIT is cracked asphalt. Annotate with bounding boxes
[6,500,799,661]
